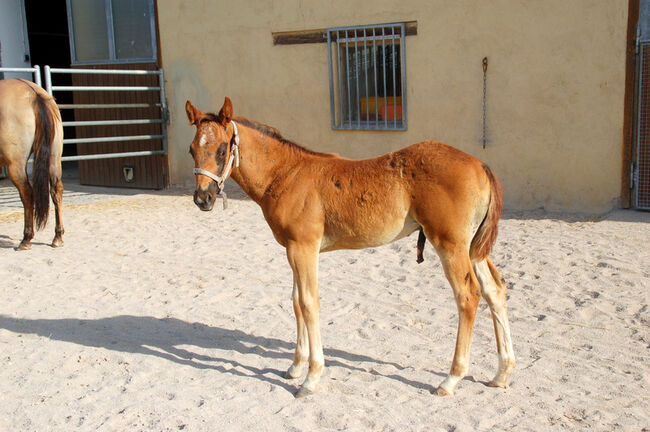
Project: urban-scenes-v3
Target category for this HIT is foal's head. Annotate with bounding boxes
[185,97,237,211]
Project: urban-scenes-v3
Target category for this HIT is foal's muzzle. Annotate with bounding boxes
[193,185,218,211]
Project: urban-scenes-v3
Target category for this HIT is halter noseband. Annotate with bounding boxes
[193,120,240,209]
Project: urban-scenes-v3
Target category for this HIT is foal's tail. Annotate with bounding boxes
[31,89,60,230]
[469,164,503,261]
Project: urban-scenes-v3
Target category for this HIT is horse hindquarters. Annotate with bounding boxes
[414,156,510,394]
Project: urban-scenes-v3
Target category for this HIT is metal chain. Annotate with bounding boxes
[482,57,488,149]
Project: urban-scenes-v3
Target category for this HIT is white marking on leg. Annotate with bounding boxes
[438,374,463,395]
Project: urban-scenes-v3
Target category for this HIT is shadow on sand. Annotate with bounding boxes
[0,314,442,394]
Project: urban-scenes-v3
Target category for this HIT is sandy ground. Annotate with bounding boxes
[0,179,648,431]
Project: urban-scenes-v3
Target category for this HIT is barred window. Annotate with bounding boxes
[67,0,157,64]
[327,23,407,130]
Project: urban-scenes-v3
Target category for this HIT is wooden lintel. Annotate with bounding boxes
[272,21,417,46]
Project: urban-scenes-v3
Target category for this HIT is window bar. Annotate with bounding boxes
[400,22,407,129]
[345,30,352,127]
[337,31,344,128]
[382,26,387,129]
[372,27,378,126]
[354,29,360,128]
[148,0,158,62]
[391,26,397,128]
[105,0,116,60]
[327,30,335,128]
[363,28,369,126]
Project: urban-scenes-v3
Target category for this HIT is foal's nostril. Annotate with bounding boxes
[193,191,204,206]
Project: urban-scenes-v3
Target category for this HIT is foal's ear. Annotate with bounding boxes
[185,100,201,126]
[217,97,233,126]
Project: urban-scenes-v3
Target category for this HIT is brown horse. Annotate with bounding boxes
[186,97,515,397]
[0,79,64,250]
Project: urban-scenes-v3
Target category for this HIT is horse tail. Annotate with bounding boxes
[31,90,59,230]
[469,164,503,261]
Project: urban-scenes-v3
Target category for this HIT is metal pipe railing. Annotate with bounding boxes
[0,66,41,86]
[60,150,165,162]
[63,119,162,127]
[58,103,162,109]
[64,134,163,145]
[49,67,160,75]
[52,85,160,92]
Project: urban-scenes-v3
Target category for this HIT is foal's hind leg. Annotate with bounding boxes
[8,163,34,250]
[49,173,64,247]
[434,242,481,395]
[474,258,515,388]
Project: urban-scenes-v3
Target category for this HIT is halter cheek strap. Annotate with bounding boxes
[193,121,240,209]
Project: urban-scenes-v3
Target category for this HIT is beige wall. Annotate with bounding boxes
[157,0,628,213]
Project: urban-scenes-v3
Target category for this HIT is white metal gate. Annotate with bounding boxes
[44,66,168,163]
[0,66,168,181]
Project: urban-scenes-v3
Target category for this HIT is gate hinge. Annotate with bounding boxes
[631,162,636,189]
[162,102,170,125]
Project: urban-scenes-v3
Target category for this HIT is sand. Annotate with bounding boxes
[0,179,648,431]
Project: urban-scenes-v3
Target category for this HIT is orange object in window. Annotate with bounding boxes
[382,104,403,121]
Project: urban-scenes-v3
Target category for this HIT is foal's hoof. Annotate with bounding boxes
[435,386,453,396]
[51,238,64,248]
[285,364,304,380]
[295,386,315,398]
[488,378,508,389]
[17,242,31,251]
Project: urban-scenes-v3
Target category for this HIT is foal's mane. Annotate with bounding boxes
[204,112,330,157]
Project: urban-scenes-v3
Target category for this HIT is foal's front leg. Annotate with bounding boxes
[286,242,323,397]
[286,277,309,379]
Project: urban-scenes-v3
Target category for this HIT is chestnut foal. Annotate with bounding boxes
[186,97,514,397]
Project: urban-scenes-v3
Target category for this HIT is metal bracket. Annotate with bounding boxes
[162,102,170,125]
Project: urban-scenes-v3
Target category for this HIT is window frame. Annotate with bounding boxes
[327,22,407,131]
[66,0,158,65]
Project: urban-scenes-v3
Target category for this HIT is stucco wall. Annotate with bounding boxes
[0,0,31,78]
[157,0,628,213]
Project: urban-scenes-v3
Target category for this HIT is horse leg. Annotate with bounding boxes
[8,163,34,250]
[49,173,64,247]
[434,242,481,396]
[474,257,515,387]
[285,276,309,379]
[286,242,323,397]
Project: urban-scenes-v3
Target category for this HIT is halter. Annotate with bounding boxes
[193,120,240,209]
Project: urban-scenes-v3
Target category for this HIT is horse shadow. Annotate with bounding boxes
[0,234,16,249]
[0,314,442,394]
